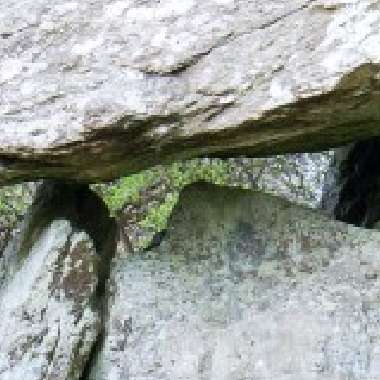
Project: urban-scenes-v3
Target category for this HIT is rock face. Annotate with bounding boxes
[91,182,380,380]
[235,148,348,211]
[0,182,116,380]
[0,182,36,254]
[2,1,380,184]
[114,147,351,252]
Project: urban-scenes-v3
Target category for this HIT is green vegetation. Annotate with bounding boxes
[0,183,36,252]
[98,159,232,212]
[94,158,240,249]
[99,170,158,212]
[140,192,178,232]
[0,153,335,252]
[0,159,254,251]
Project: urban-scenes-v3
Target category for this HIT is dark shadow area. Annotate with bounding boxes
[334,138,380,227]
[14,181,116,262]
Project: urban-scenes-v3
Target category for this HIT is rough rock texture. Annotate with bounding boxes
[2,0,380,183]
[91,182,380,380]
[0,182,116,380]
[0,182,36,254]
[116,148,347,251]
[234,148,348,211]
[0,147,344,256]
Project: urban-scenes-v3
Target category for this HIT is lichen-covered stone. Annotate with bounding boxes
[91,182,380,380]
[0,182,36,254]
[231,148,348,210]
[0,221,100,380]
[0,181,116,380]
[1,1,380,183]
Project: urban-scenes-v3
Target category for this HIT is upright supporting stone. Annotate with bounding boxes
[0,182,116,380]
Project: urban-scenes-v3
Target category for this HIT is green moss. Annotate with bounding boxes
[141,193,179,231]
[98,158,232,214]
[92,158,235,249]
[0,183,36,253]
[99,170,157,212]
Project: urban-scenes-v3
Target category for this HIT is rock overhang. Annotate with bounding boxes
[1,0,380,184]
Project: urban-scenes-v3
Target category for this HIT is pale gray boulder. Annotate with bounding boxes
[90,182,380,380]
[235,148,348,211]
[1,0,380,183]
[0,221,99,380]
[0,182,116,380]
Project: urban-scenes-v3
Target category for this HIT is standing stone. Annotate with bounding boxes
[91,182,380,380]
[0,182,116,380]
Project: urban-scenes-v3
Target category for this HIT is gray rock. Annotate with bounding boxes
[0,182,36,255]
[0,221,100,380]
[91,182,380,380]
[0,182,116,380]
[231,148,348,211]
[1,1,380,183]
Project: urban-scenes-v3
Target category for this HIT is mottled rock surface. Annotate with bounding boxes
[0,182,116,380]
[0,182,36,254]
[115,149,347,251]
[91,182,380,380]
[0,147,344,256]
[0,221,99,380]
[235,148,348,211]
[2,1,380,183]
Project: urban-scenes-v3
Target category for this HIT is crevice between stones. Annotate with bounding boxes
[66,185,117,380]
[333,137,380,228]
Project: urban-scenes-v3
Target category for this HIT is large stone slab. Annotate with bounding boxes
[1,1,380,183]
[91,182,380,380]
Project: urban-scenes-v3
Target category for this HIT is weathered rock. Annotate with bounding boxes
[0,182,116,380]
[0,146,345,256]
[232,148,348,211]
[91,182,380,380]
[0,182,36,254]
[2,1,380,184]
[115,148,347,251]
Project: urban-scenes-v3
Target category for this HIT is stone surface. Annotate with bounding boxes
[0,146,345,256]
[0,182,116,380]
[0,182,36,254]
[91,182,380,380]
[233,148,348,211]
[115,148,347,251]
[2,1,380,183]
[0,221,100,380]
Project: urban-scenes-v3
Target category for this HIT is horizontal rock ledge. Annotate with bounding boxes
[1,1,380,184]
